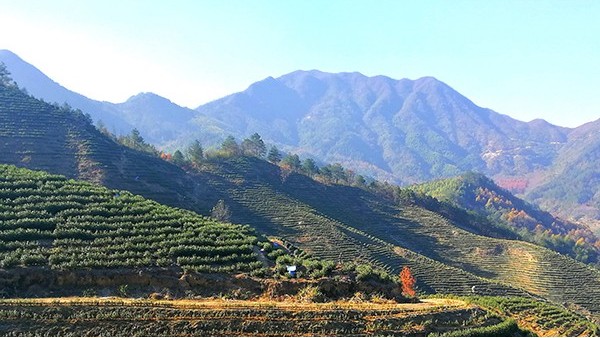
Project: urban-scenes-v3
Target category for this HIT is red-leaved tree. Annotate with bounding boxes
[400,266,416,297]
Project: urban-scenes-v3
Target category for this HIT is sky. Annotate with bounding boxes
[0,0,598,127]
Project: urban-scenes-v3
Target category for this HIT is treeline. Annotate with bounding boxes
[106,129,371,188]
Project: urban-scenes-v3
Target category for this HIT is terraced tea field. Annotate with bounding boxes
[201,157,600,317]
[0,164,262,275]
[466,296,599,336]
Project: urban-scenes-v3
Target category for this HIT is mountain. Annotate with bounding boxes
[526,118,600,223]
[2,81,600,318]
[0,49,133,135]
[410,172,600,263]
[0,50,203,145]
[194,70,570,184]
[113,92,196,144]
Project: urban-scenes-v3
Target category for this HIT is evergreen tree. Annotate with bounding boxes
[267,146,282,163]
[172,150,186,166]
[221,135,241,157]
[120,129,156,154]
[186,140,204,165]
[241,133,267,157]
[0,62,15,87]
[281,154,301,170]
[301,158,319,176]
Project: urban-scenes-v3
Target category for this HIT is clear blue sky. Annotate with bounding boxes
[0,0,598,127]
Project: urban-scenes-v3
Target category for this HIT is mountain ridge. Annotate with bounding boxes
[194,70,570,184]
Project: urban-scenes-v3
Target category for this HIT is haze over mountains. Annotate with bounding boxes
[1,49,598,222]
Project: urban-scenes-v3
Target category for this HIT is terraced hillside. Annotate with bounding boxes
[409,172,600,264]
[0,164,263,292]
[1,83,600,319]
[0,298,530,337]
[195,157,600,318]
[0,79,220,212]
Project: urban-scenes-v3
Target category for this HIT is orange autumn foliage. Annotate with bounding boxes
[400,266,416,297]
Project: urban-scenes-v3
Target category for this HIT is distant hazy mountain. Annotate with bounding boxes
[194,70,570,184]
[112,92,197,144]
[0,49,200,145]
[0,49,135,135]
[526,118,600,221]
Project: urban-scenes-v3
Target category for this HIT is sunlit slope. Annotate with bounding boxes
[201,157,600,314]
[0,164,261,273]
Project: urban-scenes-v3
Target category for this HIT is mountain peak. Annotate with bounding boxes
[0,50,22,62]
[124,92,173,105]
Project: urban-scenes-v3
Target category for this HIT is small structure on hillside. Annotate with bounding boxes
[286,265,297,278]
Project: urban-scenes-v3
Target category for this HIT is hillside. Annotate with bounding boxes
[0,164,265,295]
[2,78,600,319]
[191,156,600,318]
[409,172,600,263]
[0,79,216,213]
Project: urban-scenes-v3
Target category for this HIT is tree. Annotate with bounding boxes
[186,140,203,165]
[301,158,319,176]
[119,128,157,154]
[172,150,186,166]
[160,152,172,161]
[211,199,231,222]
[354,174,367,187]
[281,154,301,171]
[267,146,282,163]
[0,62,15,87]
[220,135,241,157]
[399,266,416,297]
[319,163,347,184]
[241,133,267,157]
[96,120,111,137]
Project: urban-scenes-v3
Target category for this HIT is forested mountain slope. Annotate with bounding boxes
[194,70,570,184]
[526,118,600,222]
